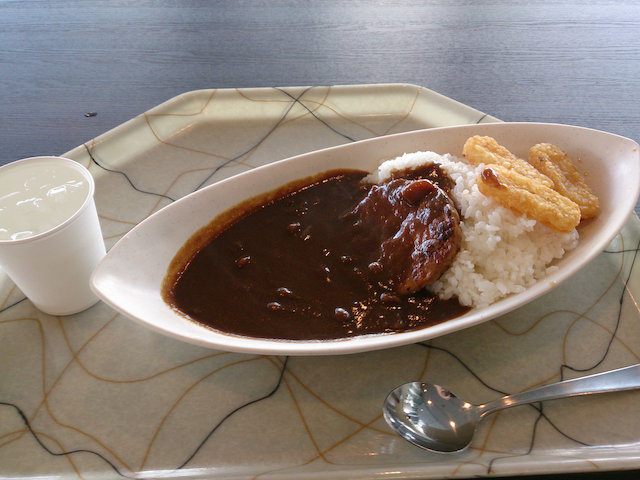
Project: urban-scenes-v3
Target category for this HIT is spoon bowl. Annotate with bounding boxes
[383,364,640,453]
[383,382,479,452]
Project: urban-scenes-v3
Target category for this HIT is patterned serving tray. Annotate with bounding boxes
[1,84,638,479]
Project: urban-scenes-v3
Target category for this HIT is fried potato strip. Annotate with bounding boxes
[462,135,598,232]
[528,143,600,219]
[463,135,554,188]
[477,165,581,232]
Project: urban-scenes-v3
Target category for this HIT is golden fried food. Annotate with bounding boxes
[463,135,554,188]
[528,143,599,219]
[477,164,581,232]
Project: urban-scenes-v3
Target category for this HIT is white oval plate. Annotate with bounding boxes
[90,123,640,356]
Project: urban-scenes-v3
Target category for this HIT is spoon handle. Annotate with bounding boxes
[479,364,640,417]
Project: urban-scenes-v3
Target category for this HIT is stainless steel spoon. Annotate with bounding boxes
[383,364,640,453]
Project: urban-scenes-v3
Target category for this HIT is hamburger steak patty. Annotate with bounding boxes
[348,167,462,295]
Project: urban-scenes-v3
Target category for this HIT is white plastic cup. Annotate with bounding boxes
[0,156,106,315]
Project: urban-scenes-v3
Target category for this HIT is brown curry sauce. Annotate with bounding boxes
[162,167,469,341]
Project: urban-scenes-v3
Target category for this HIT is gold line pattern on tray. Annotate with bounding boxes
[1,86,640,479]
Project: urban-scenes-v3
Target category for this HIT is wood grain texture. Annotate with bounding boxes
[1,0,638,160]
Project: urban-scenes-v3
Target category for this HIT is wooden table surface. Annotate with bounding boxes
[1,1,640,479]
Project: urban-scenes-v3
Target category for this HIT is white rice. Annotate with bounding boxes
[371,151,579,308]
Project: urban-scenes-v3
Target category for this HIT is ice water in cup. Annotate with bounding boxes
[0,161,90,240]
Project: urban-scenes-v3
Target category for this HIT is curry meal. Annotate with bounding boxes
[162,136,598,341]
